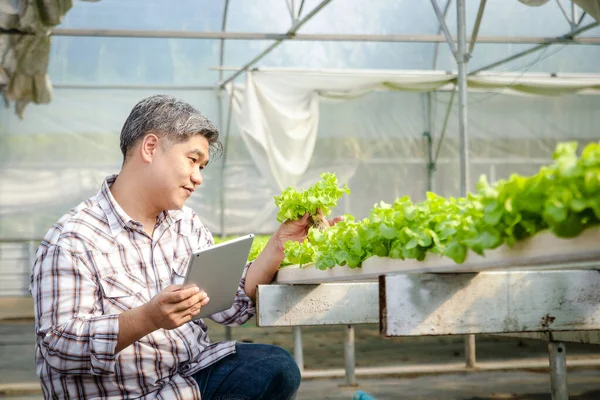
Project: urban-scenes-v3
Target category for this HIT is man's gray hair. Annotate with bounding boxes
[120,94,222,161]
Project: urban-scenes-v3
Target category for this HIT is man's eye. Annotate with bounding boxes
[189,157,197,163]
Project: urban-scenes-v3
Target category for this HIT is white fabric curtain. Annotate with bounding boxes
[228,69,600,191]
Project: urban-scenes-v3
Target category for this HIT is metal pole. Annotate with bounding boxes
[430,0,458,57]
[424,131,434,193]
[469,0,487,55]
[432,0,453,70]
[432,87,456,167]
[51,83,215,90]
[219,90,235,238]
[424,92,434,193]
[286,0,295,23]
[457,0,476,369]
[218,0,231,240]
[571,1,578,30]
[219,0,230,83]
[457,0,470,197]
[465,332,476,369]
[39,28,600,44]
[297,0,306,19]
[344,325,357,386]
[430,0,452,196]
[293,326,304,372]
[577,11,587,26]
[218,0,334,88]
[556,0,573,27]
[470,22,598,75]
[548,341,568,400]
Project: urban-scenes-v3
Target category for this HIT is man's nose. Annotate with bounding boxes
[191,169,203,186]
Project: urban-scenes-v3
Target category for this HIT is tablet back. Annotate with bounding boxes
[184,234,255,319]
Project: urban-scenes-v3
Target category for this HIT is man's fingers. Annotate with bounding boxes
[167,286,201,303]
[172,292,208,312]
[163,283,195,293]
[298,212,310,223]
[177,296,210,320]
[328,215,345,226]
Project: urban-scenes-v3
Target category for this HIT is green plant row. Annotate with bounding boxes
[280,141,600,270]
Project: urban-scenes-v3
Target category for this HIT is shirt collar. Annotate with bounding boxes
[97,174,187,237]
[97,174,135,237]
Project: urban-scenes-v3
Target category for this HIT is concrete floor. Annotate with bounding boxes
[2,299,600,399]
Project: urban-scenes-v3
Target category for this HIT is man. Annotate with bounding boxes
[30,95,338,399]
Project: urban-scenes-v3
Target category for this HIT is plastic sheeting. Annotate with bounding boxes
[2,80,599,239]
[228,69,600,193]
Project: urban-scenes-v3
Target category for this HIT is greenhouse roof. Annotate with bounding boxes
[1,0,599,115]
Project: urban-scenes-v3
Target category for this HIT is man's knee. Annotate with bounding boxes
[241,343,301,397]
[270,346,301,394]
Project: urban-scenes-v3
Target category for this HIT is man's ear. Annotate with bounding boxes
[140,133,160,163]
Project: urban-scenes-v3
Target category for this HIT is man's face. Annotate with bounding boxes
[150,134,210,211]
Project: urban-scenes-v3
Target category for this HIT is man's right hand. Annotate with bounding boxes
[116,284,209,353]
[144,285,210,330]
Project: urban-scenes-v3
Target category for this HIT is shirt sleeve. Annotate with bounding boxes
[31,245,120,375]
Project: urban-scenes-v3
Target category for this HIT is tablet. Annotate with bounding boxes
[184,234,255,319]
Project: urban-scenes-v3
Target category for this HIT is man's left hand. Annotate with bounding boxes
[274,210,344,253]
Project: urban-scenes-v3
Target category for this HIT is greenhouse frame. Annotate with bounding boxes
[1,0,600,395]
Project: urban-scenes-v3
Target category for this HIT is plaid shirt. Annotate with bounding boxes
[30,175,256,399]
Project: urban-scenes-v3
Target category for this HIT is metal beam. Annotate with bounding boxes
[256,283,378,327]
[380,270,600,337]
[456,0,469,198]
[288,0,305,23]
[469,21,599,75]
[456,0,475,369]
[218,0,334,88]
[51,83,215,90]
[297,0,306,20]
[430,0,452,198]
[556,0,574,28]
[43,28,600,44]
[577,11,587,26]
[432,0,453,70]
[218,0,230,83]
[548,342,568,400]
[430,0,459,59]
[432,87,457,166]
[218,0,231,238]
[293,326,304,371]
[286,0,295,23]
[469,0,487,55]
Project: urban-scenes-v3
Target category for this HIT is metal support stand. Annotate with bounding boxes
[424,131,434,193]
[456,0,477,369]
[548,341,568,400]
[465,333,477,368]
[344,325,357,386]
[293,326,304,372]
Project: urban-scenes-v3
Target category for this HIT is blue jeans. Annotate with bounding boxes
[193,343,301,400]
